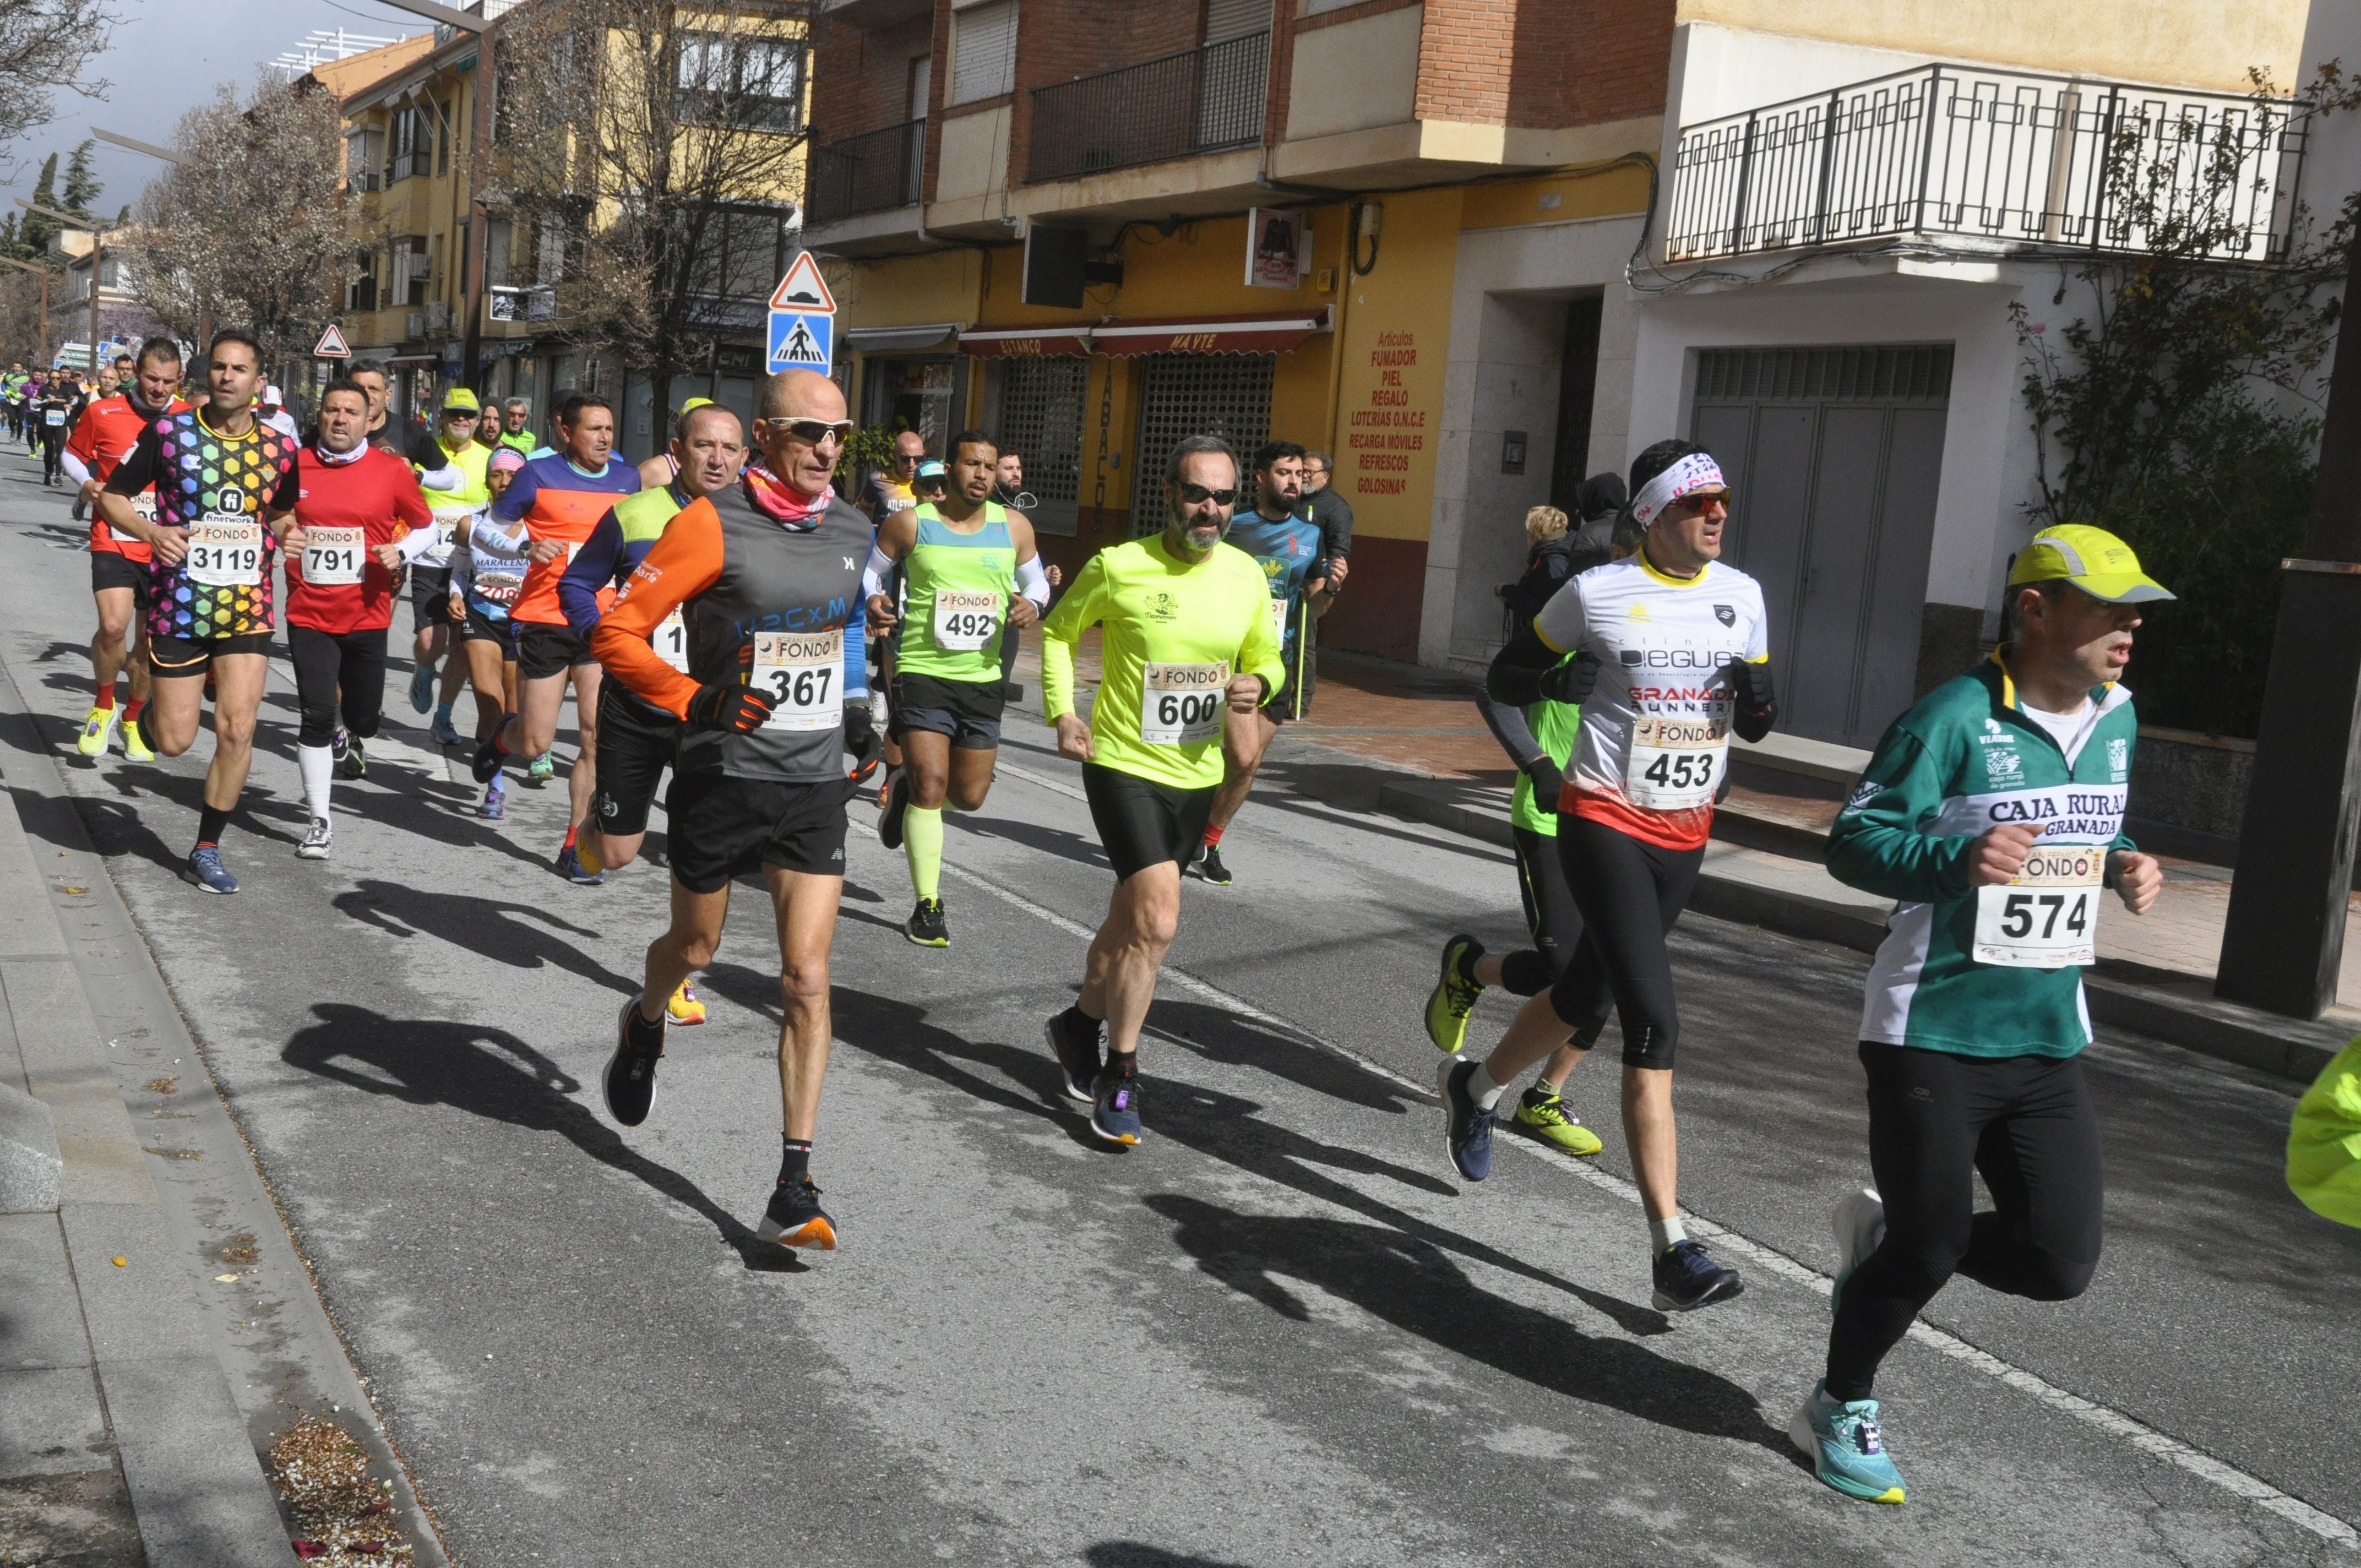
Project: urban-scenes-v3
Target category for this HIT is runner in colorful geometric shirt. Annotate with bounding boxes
[1793,523,2168,1507]
[95,331,302,895]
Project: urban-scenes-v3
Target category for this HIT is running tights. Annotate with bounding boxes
[1546,815,1704,1069]
[288,625,389,748]
[1824,1043,2104,1400]
[1502,825,1582,996]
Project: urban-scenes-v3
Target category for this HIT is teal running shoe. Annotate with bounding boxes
[1789,1381,1906,1505]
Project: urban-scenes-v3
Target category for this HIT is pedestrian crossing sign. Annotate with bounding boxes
[766,251,835,372]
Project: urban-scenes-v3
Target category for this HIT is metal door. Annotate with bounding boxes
[1129,353,1273,534]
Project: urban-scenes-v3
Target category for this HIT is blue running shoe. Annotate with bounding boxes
[1652,1238,1744,1312]
[1830,1188,1885,1317]
[469,733,505,785]
[1790,1381,1906,1504]
[431,709,463,747]
[477,780,505,819]
[408,662,436,713]
[557,845,605,886]
[183,846,238,895]
[1090,1056,1143,1146]
[1435,1056,1494,1182]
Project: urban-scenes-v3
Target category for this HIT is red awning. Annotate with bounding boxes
[958,308,1329,360]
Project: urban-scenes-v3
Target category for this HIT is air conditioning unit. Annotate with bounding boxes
[406,251,433,280]
[426,300,451,331]
[405,311,426,339]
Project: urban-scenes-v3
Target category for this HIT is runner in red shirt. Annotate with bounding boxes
[61,337,188,763]
[279,379,438,859]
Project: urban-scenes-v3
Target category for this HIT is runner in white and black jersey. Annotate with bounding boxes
[1438,438,1777,1313]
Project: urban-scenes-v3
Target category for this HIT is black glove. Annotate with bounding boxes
[1725,659,1776,742]
[1537,652,1603,706]
[842,701,883,785]
[1524,755,1565,808]
[686,680,777,734]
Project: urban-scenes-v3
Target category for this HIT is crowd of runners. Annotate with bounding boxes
[34,333,2273,1508]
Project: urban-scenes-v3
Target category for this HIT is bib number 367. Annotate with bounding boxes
[1972,845,2104,968]
[750,628,841,733]
[1140,661,1228,746]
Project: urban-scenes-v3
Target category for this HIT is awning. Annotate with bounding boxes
[842,322,963,354]
[959,308,1330,360]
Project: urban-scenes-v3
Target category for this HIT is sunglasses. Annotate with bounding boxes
[1176,484,1238,506]
[1667,489,1733,515]
[770,418,855,445]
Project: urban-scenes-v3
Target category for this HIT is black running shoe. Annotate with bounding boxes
[1090,1055,1143,1146]
[603,999,665,1127]
[469,732,506,785]
[877,769,909,850]
[1652,1238,1745,1313]
[336,736,367,781]
[1043,1008,1102,1103]
[904,896,948,947]
[1193,845,1232,886]
[757,1175,836,1250]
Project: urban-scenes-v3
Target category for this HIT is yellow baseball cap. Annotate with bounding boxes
[679,396,716,414]
[2009,524,2174,603]
[441,387,482,414]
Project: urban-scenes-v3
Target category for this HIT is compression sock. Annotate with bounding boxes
[563,823,579,852]
[92,682,115,709]
[122,697,144,726]
[1201,823,1226,848]
[1467,1061,1507,1110]
[297,743,334,821]
[195,804,231,850]
[1451,938,1487,988]
[1060,1002,1102,1033]
[1649,1216,1689,1254]
[779,1137,812,1185]
[903,805,943,900]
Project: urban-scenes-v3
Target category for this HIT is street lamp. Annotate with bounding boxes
[18,199,110,379]
[366,0,487,32]
[89,127,189,168]
[0,255,53,363]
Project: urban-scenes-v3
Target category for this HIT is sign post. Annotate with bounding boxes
[765,252,835,373]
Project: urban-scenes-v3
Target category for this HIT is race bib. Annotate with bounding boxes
[1625,713,1727,810]
[932,589,1000,652]
[750,628,841,732]
[428,506,472,545]
[43,409,63,427]
[1140,661,1228,746]
[652,606,692,673]
[1972,844,2104,968]
[474,568,524,607]
[1268,596,1291,649]
[186,518,264,587]
[302,525,366,586]
[129,493,157,525]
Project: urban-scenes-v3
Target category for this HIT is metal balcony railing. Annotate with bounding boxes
[486,284,557,324]
[806,117,926,224]
[1026,31,1267,183]
[1666,63,2306,264]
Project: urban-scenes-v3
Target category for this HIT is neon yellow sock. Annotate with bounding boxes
[904,805,943,901]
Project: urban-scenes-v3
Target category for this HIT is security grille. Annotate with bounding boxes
[992,357,1085,504]
[1693,345,1952,403]
[1129,353,1272,535]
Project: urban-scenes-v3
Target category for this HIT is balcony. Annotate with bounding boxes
[1666,63,2305,265]
[486,284,557,324]
[807,118,925,224]
[1026,31,1267,184]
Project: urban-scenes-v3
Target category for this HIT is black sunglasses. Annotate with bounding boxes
[1176,483,1238,505]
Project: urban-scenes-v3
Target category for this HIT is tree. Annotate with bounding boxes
[0,0,115,172]
[119,77,350,364]
[486,0,811,408]
[61,138,100,217]
[19,152,59,253]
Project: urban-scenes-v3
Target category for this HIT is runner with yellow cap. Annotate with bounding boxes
[416,386,496,739]
[636,398,717,489]
[1791,521,2170,1506]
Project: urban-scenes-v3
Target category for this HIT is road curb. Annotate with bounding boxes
[1370,777,2349,1086]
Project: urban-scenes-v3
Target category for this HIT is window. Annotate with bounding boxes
[344,128,383,192]
[678,205,784,300]
[950,0,1017,105]
[394,236,431,307]
[678,30,802,133]
[347,251,379,314]
[484,216,512,288]
[388,106,433,183]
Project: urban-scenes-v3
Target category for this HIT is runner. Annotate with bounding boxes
[1793,524,2169,1505]
[95,331,301,894]
[411,389,494,739]
[69,353,135,522]
[61,336,186,763]
[864,428,1049,945]
[1038,435,1285,1146]
[1189,439,1330,886]
[1299,449,1352,590]
[1426,503,1652,1158]
[2289,1035,2361,1228]
[279,378,438,858]
[862,429,925,527]
[465,393,640,882]
[444,445,531,817]
[2,362,24,442]
[257,384,300,440]
[35,374,79,487]
[1442,438,1776,1312]
[498,398,536,456]
[586,367,874,1250]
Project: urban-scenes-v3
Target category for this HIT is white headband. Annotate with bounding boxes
[1629,451,1727,530]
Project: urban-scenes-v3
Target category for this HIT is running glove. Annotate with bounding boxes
[687,680,778,734]
[1537,652,1603,706]
[842,703,883,784]
[1726,659,1776,741]
[1524,756,1565,809]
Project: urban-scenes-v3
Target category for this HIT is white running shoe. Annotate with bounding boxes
[296,818,333,860]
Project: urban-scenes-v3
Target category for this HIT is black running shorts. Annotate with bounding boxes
[1082,763,1217,883]
[665,773,847,893]
[410,565,453,627]
[149,631,275,674]
[593,686,680,839]
[90,549,148,605]
[515,622,594,682]
[460,605,517,657]
[889,671,1005,750]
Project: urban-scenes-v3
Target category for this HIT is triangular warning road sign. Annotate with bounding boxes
[314,323,351,359]
[768,252,835,314]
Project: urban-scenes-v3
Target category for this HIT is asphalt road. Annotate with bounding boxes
[2,451,2355,1567]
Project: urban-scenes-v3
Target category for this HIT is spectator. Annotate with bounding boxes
[1301,449,1352,589]
[864,429,927,527]
[498,398,536,455]
[993,447,1037,509]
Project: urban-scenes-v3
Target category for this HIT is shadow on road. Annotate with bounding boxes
[1146,997,1421,1117]
[952,811,1112,873]
[333,878,637,996]
[280,1000,806,1272]
[1085,1546,1261,1568]
[1145,1193,1784,1453]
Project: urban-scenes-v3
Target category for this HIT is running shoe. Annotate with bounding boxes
[1044,1008,1102,1104]
[1652,1238,1744,1313]
[527,750,554,786]
[1435,1056,1494,1182]
[1425,934,1484,1053]
[1790,1381,1906,1504]
[407,662,436,713]
[665,981,706,1027]
[603,999,665,1126]
[757,1175,836,1250]
[431,710,463,747]
[1514,1087,1603,1156]
[1090,1055,1144,1146]
[296,818,333,861]
[477,780,505,819]
[556,844,604,886]
[904,896,948,948]
[468,733,506,785]
[877,769,909,850]
[1192,843,1232,886]
[335,736,367,781]
[121,715,153,763]
[183,846,238,895]
[330,728,351,766]
[74,705,116,758]
[1830,1188,1886,1317]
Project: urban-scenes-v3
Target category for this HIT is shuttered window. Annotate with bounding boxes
[950,0,1017,105]
[1204,0,1266,42]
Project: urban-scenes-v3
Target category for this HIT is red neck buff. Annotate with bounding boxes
[742,462,834,527]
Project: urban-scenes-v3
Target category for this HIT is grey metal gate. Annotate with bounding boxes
[1690,344,1951,749]
[1129,353,1273,535]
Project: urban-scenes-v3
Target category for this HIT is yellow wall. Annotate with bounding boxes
[1327,186,1460,542]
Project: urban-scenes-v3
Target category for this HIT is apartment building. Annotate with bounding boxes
[805,0,2318,748]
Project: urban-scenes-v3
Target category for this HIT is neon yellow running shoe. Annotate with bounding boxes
[1514,1088,1603,1156]
[1424,934,1484,1053]
[74,705,116,757]
[666,981,707,1027]
[121,712,154,763]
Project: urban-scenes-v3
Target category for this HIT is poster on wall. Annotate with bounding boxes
[1244,208,1312,290]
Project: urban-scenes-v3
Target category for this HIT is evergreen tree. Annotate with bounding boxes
[61,139,99,218]
[20,153,58,253]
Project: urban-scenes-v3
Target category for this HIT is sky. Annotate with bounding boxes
[0,0,432,220]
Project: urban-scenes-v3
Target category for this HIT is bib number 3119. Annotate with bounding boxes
[1972,845,2103,968]
[1140,661,1228,746]
[186,518,264,588]
[750,628,841,733]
